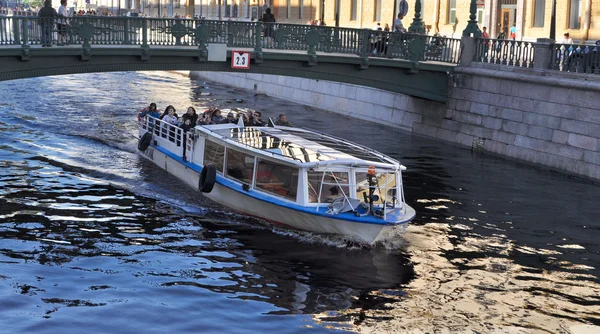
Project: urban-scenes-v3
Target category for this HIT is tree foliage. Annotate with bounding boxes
[22,0,44,8]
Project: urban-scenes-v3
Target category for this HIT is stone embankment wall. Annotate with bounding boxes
[190,70,600,181]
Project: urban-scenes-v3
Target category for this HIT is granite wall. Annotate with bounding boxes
[190,68,600,181]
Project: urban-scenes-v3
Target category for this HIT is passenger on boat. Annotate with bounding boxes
[255,164,286,196]
[211,109,224,124]
[138,102,160,120]
[239,112,251,126]
[203,105,216,115]
[249,111,265,126]
[275,113,293,127]
[197,112,212,125]
[225,112,236,123]
[181,106,198,125]
[180,118,194,132]
[159,105,178,121]
[161,106,179,125]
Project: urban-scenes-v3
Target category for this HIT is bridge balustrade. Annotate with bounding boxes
[473,37,600,75]
[473,38,535,68]
[552,43,600,74]
[0,15,462,65]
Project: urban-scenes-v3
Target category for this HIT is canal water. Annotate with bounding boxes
[0,72,598,333]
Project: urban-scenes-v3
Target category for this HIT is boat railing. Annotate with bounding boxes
[140,116,185,157]
[293,126,399,167]
[318,169,355,212]
[199,125,306,163]
[317,168,402,221]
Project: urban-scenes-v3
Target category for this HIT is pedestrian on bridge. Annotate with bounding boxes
[57,0,71,46]
[393,13,406,33]
[37,0,57,47]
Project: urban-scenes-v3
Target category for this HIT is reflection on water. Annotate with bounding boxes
[0,71,599,333]
[343,223,600,333]
[0,150,413,333]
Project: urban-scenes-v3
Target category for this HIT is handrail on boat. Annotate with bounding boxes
[292,126,401,167]
[195,124,306,163]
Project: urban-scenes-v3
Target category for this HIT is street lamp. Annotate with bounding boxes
[549,0,557,40]
[334,0,339,26]
[320,0,324,24]
[462,0,481,37]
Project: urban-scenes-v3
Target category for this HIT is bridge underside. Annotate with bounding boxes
[0,48,452,102]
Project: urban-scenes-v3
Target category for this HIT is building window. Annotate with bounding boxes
[225,149,255,185]
[448,0,456,24]
[287,0,290,19]
[204,140,225,173]
[299,0,303,19]
[255,159,298,201]
[569,0,582,29]
[374,0,381,22]
[477,7,483,24]
[307,171,350,203]
[350,0,357,21]
[533,0,545,27]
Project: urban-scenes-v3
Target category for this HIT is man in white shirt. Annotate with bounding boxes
[57,0,70,46]
[393,13,406,33]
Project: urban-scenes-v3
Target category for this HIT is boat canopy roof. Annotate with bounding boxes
[196,123,401,169]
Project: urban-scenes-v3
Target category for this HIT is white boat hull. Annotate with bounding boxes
[140,146,412,244]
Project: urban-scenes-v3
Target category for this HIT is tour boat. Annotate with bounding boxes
[137,108,415,244]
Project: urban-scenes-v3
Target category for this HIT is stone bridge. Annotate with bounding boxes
[0,15,460,102]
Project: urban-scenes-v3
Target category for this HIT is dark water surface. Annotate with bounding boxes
[0,72,598,333]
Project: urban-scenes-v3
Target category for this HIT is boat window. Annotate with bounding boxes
[355,171,397,204]
[307,171,350,203]
[255,159,298,201]
[203,140,225,173]
[225,149,255,184]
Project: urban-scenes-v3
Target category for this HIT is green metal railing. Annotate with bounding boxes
[473,38,535,68]
[0,15,461,64]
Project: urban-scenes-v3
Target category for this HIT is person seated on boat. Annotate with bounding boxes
[249,111,265,126]
[159,105,178,121]
[138,102,160,120]
[236,112,251,126]
[161,106,179,126]
[224,112,236,123]
[255,164,286,196]
[203,104,216,116]
[211,109,224,124]
[180,118,194,132]
[181,106,198,125]
[275,113,293,127]
[197,112,212,125]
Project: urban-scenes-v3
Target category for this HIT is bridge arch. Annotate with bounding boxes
[0,17,457,102]
[0,49,453,102]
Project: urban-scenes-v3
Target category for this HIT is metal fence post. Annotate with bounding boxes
[141,18,150,60]
[123,18,130,45]
[13,17,21,45]
[534,38,553,70]
[227,20,233,47]
[359,29,371,69]
[254,21,262,53]
[21,17,29,46]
